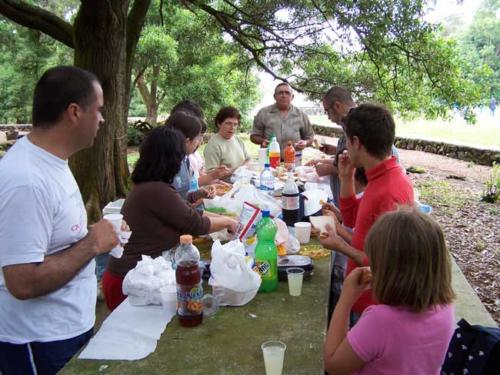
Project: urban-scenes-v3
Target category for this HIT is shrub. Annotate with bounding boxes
[481,162,499,203]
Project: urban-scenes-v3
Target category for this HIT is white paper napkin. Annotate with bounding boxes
[79,297,176,360]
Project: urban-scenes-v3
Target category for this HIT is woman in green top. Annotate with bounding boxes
[203,106,250,175]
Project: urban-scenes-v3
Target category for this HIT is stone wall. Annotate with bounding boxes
[1,123,498,166]
[312,124,499,167]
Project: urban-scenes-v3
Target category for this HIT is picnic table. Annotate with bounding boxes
[62,249,331,374]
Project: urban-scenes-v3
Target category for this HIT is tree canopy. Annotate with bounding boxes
[0,0,489,219]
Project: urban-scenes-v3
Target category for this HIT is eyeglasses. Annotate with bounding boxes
[275,91,292,96]
[221,121,239,128]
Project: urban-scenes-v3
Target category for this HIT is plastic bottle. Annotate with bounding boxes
[259,163,274,195]
[284,141,296,171]
[268,136,281,169]
[175,235,203,327]
[254,210,278,292]
[295,151,302,167]
[282,173,300,227]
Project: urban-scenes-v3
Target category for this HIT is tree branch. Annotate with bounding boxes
[0,0,73,48]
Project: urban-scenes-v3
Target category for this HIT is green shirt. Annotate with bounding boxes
[252,103,314,157]
[203,133,249,171]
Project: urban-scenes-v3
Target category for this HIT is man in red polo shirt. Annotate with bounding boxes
[320,103,414,321]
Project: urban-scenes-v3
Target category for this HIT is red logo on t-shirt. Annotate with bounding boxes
[71,224,81,232]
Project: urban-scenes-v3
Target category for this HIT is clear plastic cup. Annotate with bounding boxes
[202,294,219,317]
[286,267,304,296]
[261,340,286,375]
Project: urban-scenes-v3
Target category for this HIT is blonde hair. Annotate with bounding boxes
[365,207,455,313]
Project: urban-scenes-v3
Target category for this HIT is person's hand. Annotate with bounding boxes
[294,140,307,150]
[88,219,120,255]
[321,202,343,223]
[337,150,355,181]
[225,218,240,234]
[315,161,337,177]
[318,223,345,251]
[339,266,372,305]
[319,143,337,155]
[197,186,216,200]
[210,165,231,180]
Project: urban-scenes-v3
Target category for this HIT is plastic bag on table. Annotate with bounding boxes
[285,233,301,254]
[203,195,242,217]
[233,184,281,218]
[208,240,261,306]
[122,255,176,306]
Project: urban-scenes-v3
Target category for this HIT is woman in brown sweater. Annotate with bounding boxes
[102,126,238,311]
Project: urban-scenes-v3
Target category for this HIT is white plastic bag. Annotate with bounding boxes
[285,233,301,254]
[208,240,261,306]
[122,255,176,306]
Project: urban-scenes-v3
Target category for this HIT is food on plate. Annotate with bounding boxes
[213,182,232,196]
[299,244,330,259]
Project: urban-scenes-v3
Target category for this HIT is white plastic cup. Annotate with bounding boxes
[261,340,286,375]
[286,267,304,296]
[294,222,311,244]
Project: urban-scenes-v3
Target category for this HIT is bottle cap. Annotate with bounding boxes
[179,234,193,244]
[264,163,270,168]
[262,210,270,217]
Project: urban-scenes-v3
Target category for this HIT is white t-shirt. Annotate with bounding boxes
[0,136,96,344]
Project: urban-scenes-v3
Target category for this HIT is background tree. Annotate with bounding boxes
[0,0,486,220]
[133,3,260,128]
[460,0,499,100]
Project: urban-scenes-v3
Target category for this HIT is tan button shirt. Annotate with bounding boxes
[252,103,314,157]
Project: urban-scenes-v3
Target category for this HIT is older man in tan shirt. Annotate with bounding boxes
[251,82,314,158]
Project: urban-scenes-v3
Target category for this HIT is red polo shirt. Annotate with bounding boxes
[340,156,414,313]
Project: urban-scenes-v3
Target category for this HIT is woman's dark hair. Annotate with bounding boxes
[344,103,395,159]
[32,66,99,128]
[171,100,207,133]
[165,111,203,140]
[131,126,186,184]
[214,106,241,129]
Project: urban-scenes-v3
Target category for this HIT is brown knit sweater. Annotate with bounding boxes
[107,181,210,277]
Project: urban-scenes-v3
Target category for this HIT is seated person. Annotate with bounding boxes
[170,100,230,186]
[324,208,455,374]
[102,126,238,311]
[166,111,215,204]
[203,106,250,176]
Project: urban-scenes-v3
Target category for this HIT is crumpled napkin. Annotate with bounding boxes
[110,230,132,258]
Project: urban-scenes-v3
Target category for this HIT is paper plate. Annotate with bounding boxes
[309,215,336,234]
[302,189,329,216]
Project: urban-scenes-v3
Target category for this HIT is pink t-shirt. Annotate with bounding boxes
[347,304,455,375]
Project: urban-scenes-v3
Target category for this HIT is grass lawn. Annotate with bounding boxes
[309,113,500,149]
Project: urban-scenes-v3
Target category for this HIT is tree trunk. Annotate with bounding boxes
[70,0,130,223]
[136,68,159,126]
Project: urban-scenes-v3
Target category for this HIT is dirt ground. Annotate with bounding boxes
[398,149,499,324]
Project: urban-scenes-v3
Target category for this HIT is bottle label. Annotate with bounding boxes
[176,282,203,314]
[282,195,299,210]
[254,260,272,279]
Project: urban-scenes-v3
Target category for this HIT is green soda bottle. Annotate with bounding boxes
[254,210,278,292]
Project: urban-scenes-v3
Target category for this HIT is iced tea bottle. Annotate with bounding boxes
[175,235,203,327]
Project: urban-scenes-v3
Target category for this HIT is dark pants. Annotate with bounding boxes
[0,329,93,375]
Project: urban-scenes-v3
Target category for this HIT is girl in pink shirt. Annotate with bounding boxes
[324,208,455,374]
